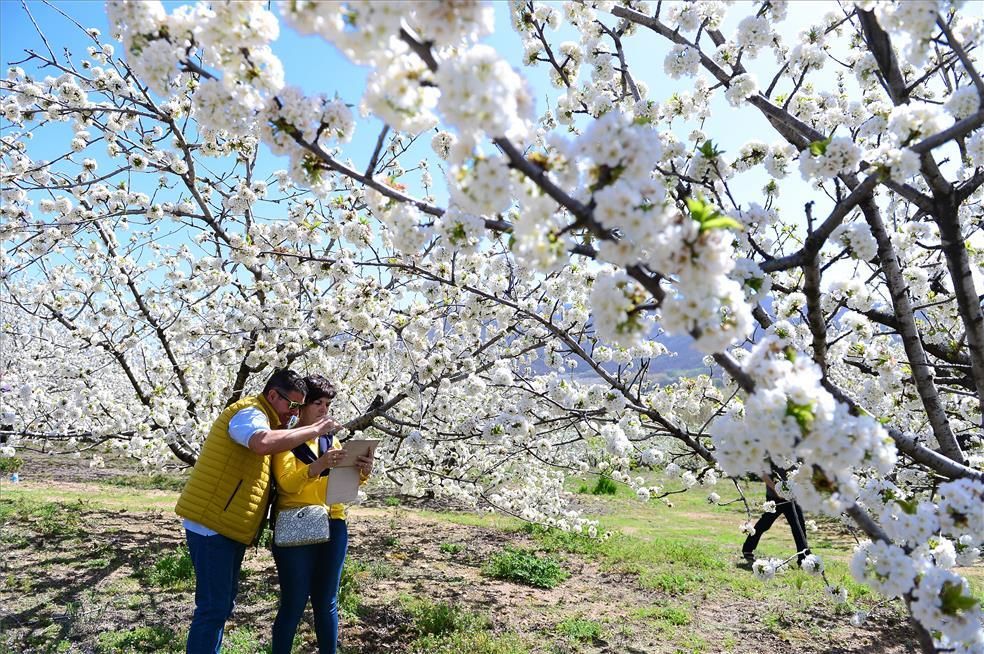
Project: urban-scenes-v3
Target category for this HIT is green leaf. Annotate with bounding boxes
[699,140,724,159]
[685,196,716,223]
[892,498,919,515]
[940,581,979,615]
[786,401,815,434]
[686,195,742,234]
[686,196,720,224]
[809,138,831,157]
[700,216,742,231]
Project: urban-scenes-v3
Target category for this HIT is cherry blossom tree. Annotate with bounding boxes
[2,1,983,650]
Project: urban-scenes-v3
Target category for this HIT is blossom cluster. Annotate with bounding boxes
[799,137,862,181]
[109,0,284,136]
[516,110,755,354]
[712,336,898,516]
[851,479,984,649]
[435,45,534,143]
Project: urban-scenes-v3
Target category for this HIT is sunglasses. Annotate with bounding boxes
[273,388,304,410]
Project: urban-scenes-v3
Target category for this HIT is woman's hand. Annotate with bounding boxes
[323,447,347,469]
[308,446,347,478]
[356,454,374,477]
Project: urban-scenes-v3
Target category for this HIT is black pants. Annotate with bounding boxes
[742,497,810,561]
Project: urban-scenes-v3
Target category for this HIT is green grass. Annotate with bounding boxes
[497,478,930,632]
[0,496,86,539]
[104,473,186,492]
[761,608,791,634]
[555,617,604,642]
[2,485,178,512]
[643,571,705,596]
[221,627,264,654]
[577,475,617,495]
[635,603,692,629]
[0,456,23,474]
[402,597,529,654]
[483,547,569,589]
[7,470,982,653]
[523,523,604,557]
[256,525,274,549]
[410,630,529,654]
[417,508,524,533]
[526,522,726,597]
[404,597,488,636]
[677,632,709,653]
[338,562,363,617]
[81,556,113,570]
[338,557,395,617]
[434,483,840,603]
[95,626,183,653]
[142,545,195,589]
[439,541,463,555]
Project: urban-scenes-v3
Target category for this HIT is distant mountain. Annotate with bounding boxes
[526,328,715,384]
[524,296,773,384]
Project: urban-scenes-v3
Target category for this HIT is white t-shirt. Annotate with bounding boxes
[184,407,270,537]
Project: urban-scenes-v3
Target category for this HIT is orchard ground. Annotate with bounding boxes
[1,454,981,654]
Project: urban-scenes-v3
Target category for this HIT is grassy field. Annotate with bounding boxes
[1,460,979,654]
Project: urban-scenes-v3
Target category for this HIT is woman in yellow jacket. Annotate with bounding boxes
[271,375,372,654]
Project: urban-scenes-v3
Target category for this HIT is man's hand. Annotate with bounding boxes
[314,415,342,435]
[356,453,374,477]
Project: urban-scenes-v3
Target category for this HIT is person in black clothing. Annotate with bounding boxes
[742,476,811,565]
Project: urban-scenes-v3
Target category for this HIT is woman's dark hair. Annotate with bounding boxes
[262,369,308,396]
[304,374,337,404]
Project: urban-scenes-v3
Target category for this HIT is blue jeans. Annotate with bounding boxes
[185,530,248,654]
[271,519,349,654]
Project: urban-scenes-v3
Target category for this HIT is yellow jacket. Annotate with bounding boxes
[272,436,368,521]
[175,394,279,545]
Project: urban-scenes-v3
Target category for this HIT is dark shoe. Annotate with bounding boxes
[742,551,756,562]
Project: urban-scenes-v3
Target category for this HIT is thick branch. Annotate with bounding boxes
[857,10,910,105]
[859,198,965,464]
[934,203,984,427]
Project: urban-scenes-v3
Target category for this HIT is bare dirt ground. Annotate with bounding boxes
[0,454,920,654]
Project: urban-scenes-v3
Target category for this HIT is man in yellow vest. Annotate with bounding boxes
[175,369,340,654]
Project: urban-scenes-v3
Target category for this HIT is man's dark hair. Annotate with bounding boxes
[262,369,308,396]
[303,374,337,404]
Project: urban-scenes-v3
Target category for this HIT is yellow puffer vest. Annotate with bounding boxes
[175,395,280,545]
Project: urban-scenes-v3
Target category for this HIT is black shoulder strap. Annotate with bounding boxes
[291,439,330,477]
[291,442,318,464]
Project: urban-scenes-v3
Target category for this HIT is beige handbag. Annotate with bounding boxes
[273,505,331,547]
